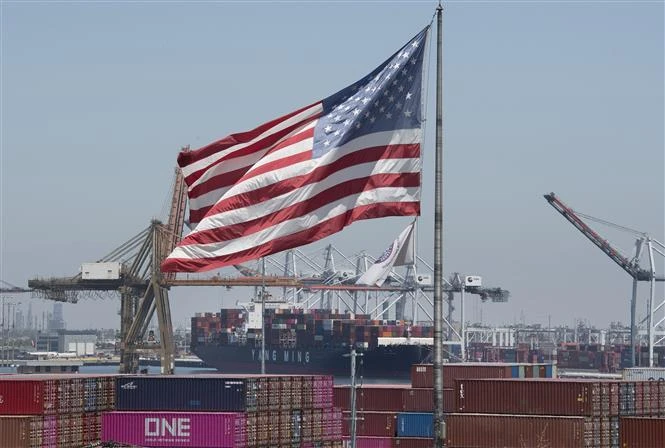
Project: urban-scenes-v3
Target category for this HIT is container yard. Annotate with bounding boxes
[0,373,342,448]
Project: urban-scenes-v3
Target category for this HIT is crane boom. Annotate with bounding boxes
[544,192,657,281]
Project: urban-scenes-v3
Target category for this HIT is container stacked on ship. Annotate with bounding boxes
[191,308,433,377]
[0,374,116,448]
[105,374,343,448]
[447,377,665,448]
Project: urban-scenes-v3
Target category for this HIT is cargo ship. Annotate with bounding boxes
[191,306,435,378]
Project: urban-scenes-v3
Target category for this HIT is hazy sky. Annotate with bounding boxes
[1,1,663,333]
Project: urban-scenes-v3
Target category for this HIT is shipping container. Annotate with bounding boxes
[342,411,397,437]
[102,411,247,448]
[445,413,589,448]
[410,363,556,389]
[454,378,612,416]
[619,416,665,447]
[0,416,43,448]
[0,374,116,415]
[396,413,433,438]
[334,385,408,412]
[116,376,248,412]
[623,367,665,381]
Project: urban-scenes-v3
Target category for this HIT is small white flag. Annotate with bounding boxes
[356,222,415,287]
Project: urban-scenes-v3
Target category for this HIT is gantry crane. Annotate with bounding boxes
[544,192,665,366]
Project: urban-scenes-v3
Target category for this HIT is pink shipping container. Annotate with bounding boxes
[102,411,247,448]
[391,438,434,448]
[445,413,590,448]
[619,417,665,447]
[322,407,343,441]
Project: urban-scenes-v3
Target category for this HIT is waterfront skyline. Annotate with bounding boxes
[1,2,663,330]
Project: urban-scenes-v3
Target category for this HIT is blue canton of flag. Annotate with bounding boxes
[312,27,428,158]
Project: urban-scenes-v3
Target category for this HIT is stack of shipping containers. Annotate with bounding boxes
[0,374,116,447]
[104,374,343,447]
[446,377,665,448]
[332,363,556,448]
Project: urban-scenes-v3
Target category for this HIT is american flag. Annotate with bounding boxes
[161,26,430,273]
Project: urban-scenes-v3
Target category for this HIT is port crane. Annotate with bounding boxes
[544,192,665,367]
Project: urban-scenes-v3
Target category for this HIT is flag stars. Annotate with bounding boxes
[404,110,412,118]
[388,95,395,103]
[343,119,351,126]
[370,116,376,123]
[323,140,331,147]
[406,92,413,100]
[412,41,419,48]
[352,108,360,116]
[324,125,333,133]
[398,85,404,92]
[386,112,393,119]
[408,75,413,82]
[396,102,403,109]
[401,51,410,59]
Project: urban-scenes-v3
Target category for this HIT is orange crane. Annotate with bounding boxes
[545,192,665,367]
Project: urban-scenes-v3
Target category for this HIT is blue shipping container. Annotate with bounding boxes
[115,376,248,412]
[396,412,434,438]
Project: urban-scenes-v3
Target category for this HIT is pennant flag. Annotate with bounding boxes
[162,26,430,273]
[356,221,415,286]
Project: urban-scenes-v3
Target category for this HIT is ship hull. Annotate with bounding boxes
[193,343,432,378]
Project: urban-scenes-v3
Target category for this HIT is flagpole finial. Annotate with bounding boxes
[437,1,443,11]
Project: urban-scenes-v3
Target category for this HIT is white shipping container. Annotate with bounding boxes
[85,342,95,355]
[622,367,665,381]
[81,262,121,280]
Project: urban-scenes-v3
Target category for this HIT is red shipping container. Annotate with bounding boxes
[402,388,432,412]
[335,385,408,411]
[342,411,397,437]
[455,378,608,416]
[445,413,589,448]
[620,417,665,447]
[102,411,247,448]
[0,378,58,415]
[411,363,513,389]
